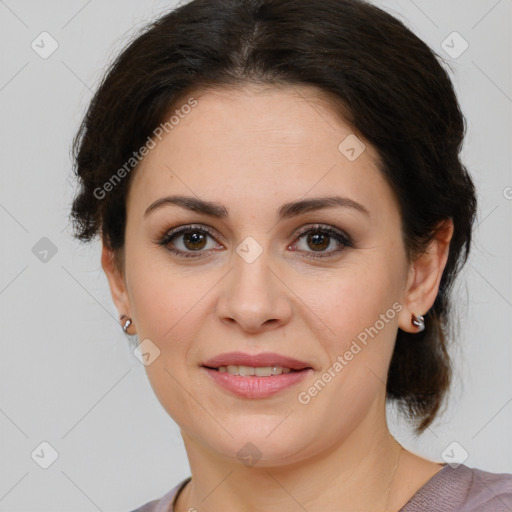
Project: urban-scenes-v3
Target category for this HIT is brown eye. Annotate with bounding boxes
[291,225,354,259]
[306,232,330,251]
[158,224,222,258]
[182,230,208,251]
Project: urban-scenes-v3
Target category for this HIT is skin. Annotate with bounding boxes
[102,84,453,512]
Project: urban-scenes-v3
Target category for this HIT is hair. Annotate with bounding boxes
[70,0,477,433]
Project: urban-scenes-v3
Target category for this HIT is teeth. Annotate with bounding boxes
[237,365,254,376]
[217,365,294,376]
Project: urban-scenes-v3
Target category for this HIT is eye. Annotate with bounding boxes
[156,223,354,260]
[157,224,223,258]
[289,224,354,259]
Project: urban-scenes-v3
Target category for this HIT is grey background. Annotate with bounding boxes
[0,0,511,510]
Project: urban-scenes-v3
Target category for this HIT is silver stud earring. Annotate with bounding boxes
[121,315,132,334]
[411,313,425,332]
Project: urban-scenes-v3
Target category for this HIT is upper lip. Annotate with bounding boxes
[202,352,313,370]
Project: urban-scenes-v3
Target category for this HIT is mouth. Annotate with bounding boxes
[201,351,314,373]
[202,365,310,376]
[199,352,314,398]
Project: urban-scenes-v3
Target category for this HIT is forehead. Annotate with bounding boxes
[127,84,396,222]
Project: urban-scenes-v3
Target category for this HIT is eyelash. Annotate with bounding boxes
[156,223,354,260]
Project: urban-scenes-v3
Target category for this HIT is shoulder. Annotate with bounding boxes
[128,498,159,512]
[460,465,512,511]
[401,464,512,512]
[128,477,191,512]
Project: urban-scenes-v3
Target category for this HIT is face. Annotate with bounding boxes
[105,84,422,466]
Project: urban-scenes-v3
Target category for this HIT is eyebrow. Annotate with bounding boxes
[144,194,370,219]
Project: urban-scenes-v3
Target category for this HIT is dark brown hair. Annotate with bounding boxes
[70,0,477,433]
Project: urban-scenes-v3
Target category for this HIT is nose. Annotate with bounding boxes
[216,246,293,333]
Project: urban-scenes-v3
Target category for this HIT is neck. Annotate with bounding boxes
[175,406,407,512]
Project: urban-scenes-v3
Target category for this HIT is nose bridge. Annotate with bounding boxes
[233,240,272,296]
[217,235,291,330]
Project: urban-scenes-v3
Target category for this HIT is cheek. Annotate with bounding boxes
[127,260,214,343]
[296,257,402,348]
[124,256,216,420]
[292,258,403,409]
[292,269,402,435]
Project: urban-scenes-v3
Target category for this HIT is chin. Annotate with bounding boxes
[197,425,314,468]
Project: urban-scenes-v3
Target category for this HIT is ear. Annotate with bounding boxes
[398,219,454,333]
[101,240,135,333]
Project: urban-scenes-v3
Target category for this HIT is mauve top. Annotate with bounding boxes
[130,464,512,512]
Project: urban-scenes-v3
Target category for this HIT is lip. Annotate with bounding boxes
[201,366,314,399]
[200,351,314,399]
[201,351,313,371]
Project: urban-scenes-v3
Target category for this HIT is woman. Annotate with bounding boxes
[70,0,512,510]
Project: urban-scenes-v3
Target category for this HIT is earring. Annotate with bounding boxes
[120,315,132,334]
[411,313,425,332]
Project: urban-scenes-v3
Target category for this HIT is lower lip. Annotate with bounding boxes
[201,367,313,399]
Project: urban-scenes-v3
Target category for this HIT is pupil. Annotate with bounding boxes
[307,232,329,251]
